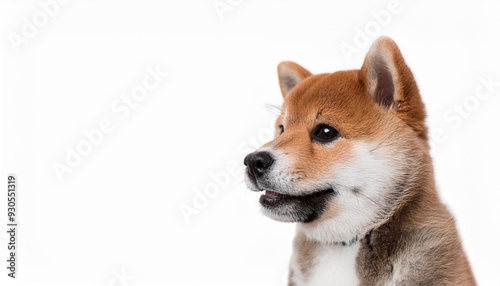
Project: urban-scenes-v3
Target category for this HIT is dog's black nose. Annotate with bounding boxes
[244,151,274,178]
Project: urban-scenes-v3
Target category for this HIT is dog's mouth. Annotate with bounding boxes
[259,188,335,208]
[262,190,293,199]
[257,188,336,223]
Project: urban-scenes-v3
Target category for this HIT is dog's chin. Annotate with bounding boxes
[259,189,336,223]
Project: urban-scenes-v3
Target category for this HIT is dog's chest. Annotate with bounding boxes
[292,242,360,286]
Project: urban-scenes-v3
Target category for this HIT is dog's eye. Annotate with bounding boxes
[278,124,284,135]
[311,124,339,143]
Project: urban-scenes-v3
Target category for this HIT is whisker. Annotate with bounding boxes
[355,190,379,206]
[263,103,283,116]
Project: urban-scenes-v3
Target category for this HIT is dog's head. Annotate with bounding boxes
[244,37,430,243]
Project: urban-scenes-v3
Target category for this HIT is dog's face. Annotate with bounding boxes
[244,37,429,243]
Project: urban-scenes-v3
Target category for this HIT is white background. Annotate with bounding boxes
[1,1,499,285]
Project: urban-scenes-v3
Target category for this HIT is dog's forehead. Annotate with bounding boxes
[283,71,366,124]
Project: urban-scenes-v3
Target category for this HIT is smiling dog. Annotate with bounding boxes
[244,37,476,285]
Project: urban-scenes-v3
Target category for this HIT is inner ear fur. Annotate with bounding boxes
[277,61,312,97]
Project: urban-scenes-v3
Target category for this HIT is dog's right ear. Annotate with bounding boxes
[277,61,312,97]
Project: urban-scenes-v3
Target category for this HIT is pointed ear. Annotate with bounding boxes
[277,61,312,97]
[360,36,427,140]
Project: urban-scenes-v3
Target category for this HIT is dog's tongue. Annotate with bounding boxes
[265,190,281,197]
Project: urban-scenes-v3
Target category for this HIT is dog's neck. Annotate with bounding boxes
[296,220,366,247]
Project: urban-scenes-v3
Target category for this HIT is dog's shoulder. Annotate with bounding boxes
[356,200,475,285]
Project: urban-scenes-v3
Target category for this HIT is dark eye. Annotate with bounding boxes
[311,124,339,143]
[278,124,284,135]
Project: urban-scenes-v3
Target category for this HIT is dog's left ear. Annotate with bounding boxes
[277,61,312,97]
[360,36,427,141]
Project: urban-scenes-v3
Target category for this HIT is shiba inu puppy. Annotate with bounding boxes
[244,36,475,285]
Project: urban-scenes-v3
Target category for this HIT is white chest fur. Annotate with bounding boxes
[291,242,360,286]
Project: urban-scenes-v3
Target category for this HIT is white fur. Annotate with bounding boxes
[298,140,409,243]
[290,242,360,286]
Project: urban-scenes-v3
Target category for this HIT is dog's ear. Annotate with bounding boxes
[277,61,312,97]
[360,36,427,141]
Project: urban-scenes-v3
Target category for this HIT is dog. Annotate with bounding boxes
[243,36,476,285]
